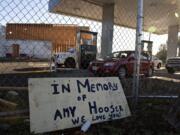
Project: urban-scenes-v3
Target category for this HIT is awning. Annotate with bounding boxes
[49,0,180,34]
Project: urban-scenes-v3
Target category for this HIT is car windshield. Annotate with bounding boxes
[106,51,131,59]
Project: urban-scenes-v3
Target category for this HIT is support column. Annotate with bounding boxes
[101,3,114,58]
[167,25,179,58]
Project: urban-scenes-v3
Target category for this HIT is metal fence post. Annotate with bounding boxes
[50,43,53,72]
[133,0,144,107]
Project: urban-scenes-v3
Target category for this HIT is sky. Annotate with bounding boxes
[0,0,168,55]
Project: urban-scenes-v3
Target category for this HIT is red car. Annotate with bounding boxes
[88,51,154,78]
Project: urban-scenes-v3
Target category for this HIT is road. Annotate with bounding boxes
[0,62,179,79]
[0,63,178,78]
[0,62,179,87]
[154,67,180,80]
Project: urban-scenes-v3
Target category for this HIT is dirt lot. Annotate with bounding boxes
[0,62,51,74]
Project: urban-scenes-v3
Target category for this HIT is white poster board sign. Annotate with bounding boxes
[29,77,131,133]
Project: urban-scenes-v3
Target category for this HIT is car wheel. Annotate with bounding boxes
[146,67,153,77]
[65,58,76,68]
[157,63,161,69]
[118,67,127,79]
[167,68,175,74]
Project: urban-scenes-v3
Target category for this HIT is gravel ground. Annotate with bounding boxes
[0,67,179,135]
[0,99,179,135]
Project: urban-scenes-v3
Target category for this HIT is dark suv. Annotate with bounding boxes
[88,51,154,78]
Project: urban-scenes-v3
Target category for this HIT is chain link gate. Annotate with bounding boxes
[0,0,179,134]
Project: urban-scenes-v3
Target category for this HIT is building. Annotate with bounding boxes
[6,23,89,53]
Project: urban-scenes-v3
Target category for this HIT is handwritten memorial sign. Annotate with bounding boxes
[29,77,131,133]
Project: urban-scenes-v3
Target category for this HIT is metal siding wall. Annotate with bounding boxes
[6,24,79,52]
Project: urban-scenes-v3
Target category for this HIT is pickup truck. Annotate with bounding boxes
[53,48,76,68]
[166,57,180,73]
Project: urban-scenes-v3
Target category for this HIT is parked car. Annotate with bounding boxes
[89,51,154,78]
[152,56,163,69]
[166,57,180,74]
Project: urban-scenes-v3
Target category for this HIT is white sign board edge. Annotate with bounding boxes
[28,77,131,134]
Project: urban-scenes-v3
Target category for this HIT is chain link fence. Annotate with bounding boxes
[0,0,137,86]
[0,0,169,79]
[0,0,179,134]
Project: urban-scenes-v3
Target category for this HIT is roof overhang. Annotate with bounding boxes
[49,0,180,34]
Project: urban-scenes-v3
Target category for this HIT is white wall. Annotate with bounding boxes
[0,25,6,57]
[0,40,9,57]
[0,25,5,40]
[0,40,52,59]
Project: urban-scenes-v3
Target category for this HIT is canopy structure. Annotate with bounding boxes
[49,0,180,57]
[49,0,180,34]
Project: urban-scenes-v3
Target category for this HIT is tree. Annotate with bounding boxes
[156,44,167,63]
